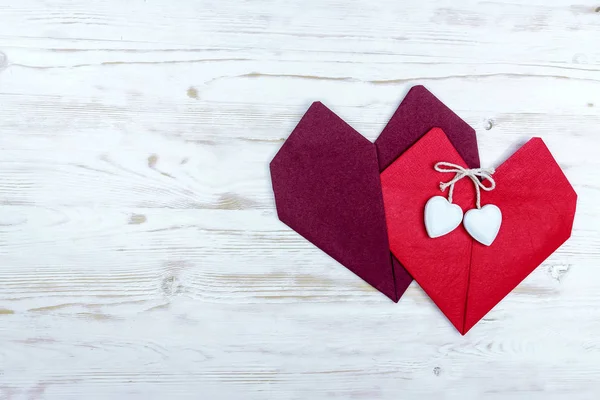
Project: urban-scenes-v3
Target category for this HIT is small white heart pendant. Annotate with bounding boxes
[424,196,463,238]
[463,204,502,246]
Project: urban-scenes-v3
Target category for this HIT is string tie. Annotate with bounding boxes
[434,162,496,209]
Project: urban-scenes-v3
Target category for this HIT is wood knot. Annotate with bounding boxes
[147,154,158,169]
[572,53,588,64]
[128,213,147,225]
[0,51,7,70]
[161,275,184,296]
[548,264,571,283]
[160,261,190,297]
[187,86,199,99]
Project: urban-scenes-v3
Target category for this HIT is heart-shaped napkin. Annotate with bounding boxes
[270,86,479,302]
[381,128,577,334]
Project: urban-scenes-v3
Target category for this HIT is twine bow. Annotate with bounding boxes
[434,162,496,209]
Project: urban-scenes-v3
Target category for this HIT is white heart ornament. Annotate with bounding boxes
[424,196,463,238]
[463,204,502,246]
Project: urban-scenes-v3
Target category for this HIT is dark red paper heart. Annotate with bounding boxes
[380,128,577,334]
[270,86,479,301]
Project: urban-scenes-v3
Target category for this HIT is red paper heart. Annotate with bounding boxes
[381,128,576,334]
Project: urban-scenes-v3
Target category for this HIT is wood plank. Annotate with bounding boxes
[1,0,599,398]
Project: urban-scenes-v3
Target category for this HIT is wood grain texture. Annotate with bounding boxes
[0,0,599,398]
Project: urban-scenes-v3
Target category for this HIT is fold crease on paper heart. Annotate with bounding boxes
[381,128,576,334]
[270,85,480,301]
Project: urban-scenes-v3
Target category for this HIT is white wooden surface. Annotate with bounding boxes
[0,0,599,399]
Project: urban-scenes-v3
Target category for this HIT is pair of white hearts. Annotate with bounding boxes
[424,196,502,246]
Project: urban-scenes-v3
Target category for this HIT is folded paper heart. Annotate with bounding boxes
[270,86,479,302]
[380,128,577,334]
[270,86,576,334]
